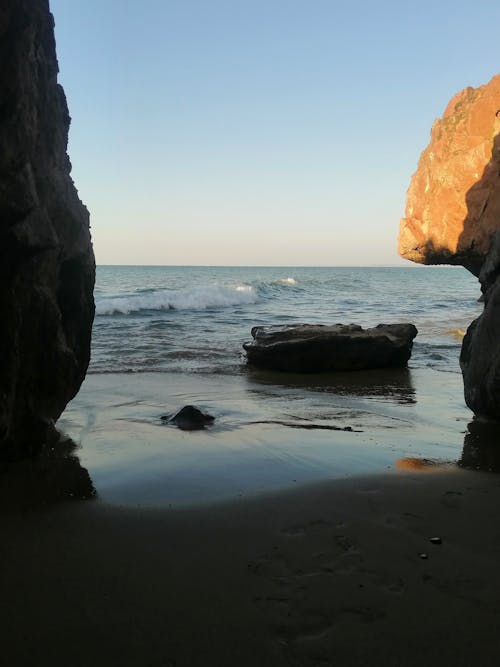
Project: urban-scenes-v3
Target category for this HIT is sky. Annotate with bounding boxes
[49,0,500,266]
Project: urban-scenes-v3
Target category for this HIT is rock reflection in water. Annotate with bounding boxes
[0,434,96,512]
[246,367,416,405]
[459,420,500,472]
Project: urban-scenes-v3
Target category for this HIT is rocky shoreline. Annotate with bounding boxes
[2,3,500,667]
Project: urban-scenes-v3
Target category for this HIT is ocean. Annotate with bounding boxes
[91,265,480,376]
[58,265,485,507]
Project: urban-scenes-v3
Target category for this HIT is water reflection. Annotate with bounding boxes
[395,457,453,472]
[459,420,500,472]
[0,433,96,512]
[245,367,416,405]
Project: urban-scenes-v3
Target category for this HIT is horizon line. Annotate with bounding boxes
[95,262,426,269]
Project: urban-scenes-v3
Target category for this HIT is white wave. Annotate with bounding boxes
[96,284,257,315]
[278,277,297,285]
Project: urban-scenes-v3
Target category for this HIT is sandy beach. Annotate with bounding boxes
[1,368,500,665]
[2,465,500,666]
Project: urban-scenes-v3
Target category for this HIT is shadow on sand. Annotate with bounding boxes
[0,434,96,513]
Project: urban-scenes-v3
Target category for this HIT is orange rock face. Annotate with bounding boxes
[399,74,500,274]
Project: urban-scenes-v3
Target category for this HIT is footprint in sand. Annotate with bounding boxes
[248,552,290,579]
[280,519,334,538]
[249,523,394,666]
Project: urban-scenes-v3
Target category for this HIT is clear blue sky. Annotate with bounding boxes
[50,0,500,266]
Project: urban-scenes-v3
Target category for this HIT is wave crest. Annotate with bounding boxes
[96,284,257,315]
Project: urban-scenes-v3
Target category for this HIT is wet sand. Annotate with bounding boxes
[2,467,500,666]
[55,368,474,507]
[3,369,500,665]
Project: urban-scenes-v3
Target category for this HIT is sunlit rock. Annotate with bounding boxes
[398,74,500,419]
[399,74,500,275]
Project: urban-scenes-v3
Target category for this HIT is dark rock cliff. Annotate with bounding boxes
[398,75,500,419]
[0,0,95,455]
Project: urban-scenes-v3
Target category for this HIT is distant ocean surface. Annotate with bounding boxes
[56,265,488,507]
[91,265,481,376]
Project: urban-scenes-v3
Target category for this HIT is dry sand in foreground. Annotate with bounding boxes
[2,467,500,666]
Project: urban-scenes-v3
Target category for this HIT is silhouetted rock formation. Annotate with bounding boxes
[460,232,500,417]
[398,75,500,419]
[243,323,417,373]
[0,0,95,455]
[161,406,215,431]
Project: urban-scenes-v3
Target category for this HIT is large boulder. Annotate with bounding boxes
[0,0,95,455]
[243,323,417,373]
[398,74,500,419]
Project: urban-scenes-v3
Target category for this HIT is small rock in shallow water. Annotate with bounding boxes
[162,405,215,431]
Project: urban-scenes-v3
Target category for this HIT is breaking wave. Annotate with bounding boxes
[96,284,257,315]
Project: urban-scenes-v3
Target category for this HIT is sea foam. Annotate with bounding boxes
[96,284,257,315]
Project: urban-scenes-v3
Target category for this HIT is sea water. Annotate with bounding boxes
[57,265,486,507]
[91,265,481,376]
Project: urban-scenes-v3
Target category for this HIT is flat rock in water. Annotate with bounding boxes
[243,323,418,373]
[162,405,215,431]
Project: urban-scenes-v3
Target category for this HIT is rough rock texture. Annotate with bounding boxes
[399,74,500,275]
[398,74,500,419]
[460,243,500,418]
[0,0,95,455]
[243,324,417,373]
